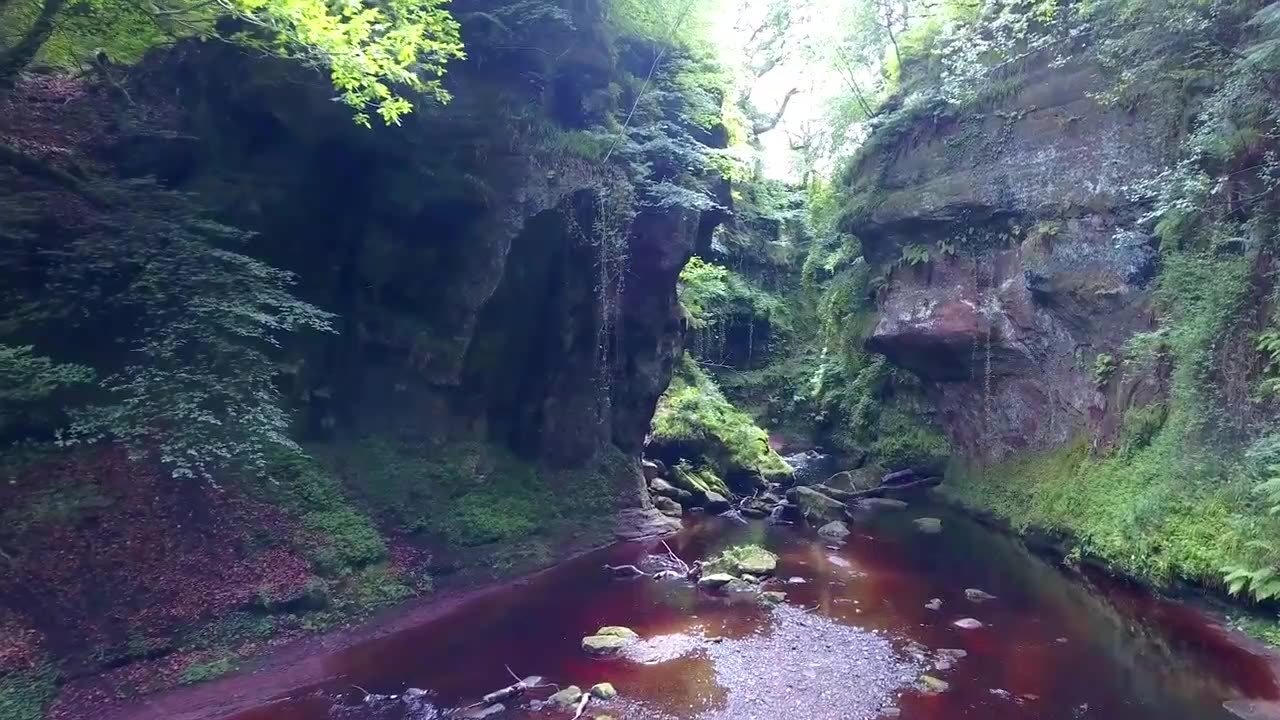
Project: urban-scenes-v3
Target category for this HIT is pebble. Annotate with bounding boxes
[953,618,984,630]
[700,605,923,719]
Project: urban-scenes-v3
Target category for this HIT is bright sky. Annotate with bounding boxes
[711,0,850,180]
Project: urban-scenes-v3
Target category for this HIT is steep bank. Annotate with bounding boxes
[831,2,1280,604]
[0,0,740,714]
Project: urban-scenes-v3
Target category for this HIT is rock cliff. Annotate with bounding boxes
[846,59,1168,461]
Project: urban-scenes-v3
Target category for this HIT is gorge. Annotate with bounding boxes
[2,0,1280,718]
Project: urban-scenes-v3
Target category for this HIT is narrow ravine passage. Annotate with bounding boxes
[213,489,1279,720]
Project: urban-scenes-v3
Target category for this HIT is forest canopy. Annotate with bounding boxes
[0,0,465,125]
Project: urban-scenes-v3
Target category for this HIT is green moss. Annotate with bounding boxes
[1228,614,1280,647]
[332,565,417,611]
[651,356,792,484]
[945,432,1248,586]
[338,436,619,549]
[447,492,545,546]
[178,655,238,686]
[671,461,730,498]
[301,509,387,575]
[0,667,57,720]
[258,450,387,576]
[868,408,950,471]
[704,544,778,576]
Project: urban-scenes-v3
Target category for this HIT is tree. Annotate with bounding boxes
[0,0,466,125]
[0,178,335,478]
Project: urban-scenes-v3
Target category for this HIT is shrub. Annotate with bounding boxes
[0,667,57,720]
[178,656,238,685]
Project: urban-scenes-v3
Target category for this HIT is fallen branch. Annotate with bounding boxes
[570,693,591,720]
[660,539,690,575]
[819,477,942,503]
[604,563,650,578]
[466,668,548,708]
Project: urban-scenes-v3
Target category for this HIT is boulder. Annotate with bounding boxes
[854,498,909,512]
[703,491,732,513]
[649,478,692,502]
[823,468,881,492]
[671,464,731,498]
[767,504,789,524]
[642,458,666,480]
[733,546,778,575]
[613,509,681,541]
[759,590,787,604]
[697,573,736,589]
[818,521,851,539]
[653,496,683,518]
[582,626,639,656]
[965,588,997,602]
[549,686,583,707]
[913,517,943,534]
[590,682,618,699]
[925,598,943,611]
[786,486,847,523]
[917,675,950,694]
[582,635,629,655]
[706,545,778,576]
[953,618,984,630]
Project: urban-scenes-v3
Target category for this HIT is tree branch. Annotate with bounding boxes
[0,0,68,89]
[752,87,799,135]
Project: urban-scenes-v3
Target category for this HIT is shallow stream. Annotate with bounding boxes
[225,498,1280,720]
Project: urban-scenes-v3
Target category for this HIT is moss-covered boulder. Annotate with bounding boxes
[549,686,583,706]
[824,467,882,492]
[582,626,639,656]
[649,357,793,491]
[786,486,847,524]
[697,573,736,589]
[670,463,731,499]
[705,544,778,576]
[590,682,618,699]
[649,477,692,502]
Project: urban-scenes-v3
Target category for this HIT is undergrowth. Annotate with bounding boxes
[0,666,57,720]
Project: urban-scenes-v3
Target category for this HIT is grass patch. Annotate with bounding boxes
[178,655,238,686]
[338,437,624,548]
[258,450,387,576]
[868,408,950,471]
[945,433,1249,586]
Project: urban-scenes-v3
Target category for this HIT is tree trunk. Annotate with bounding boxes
[0,0,67,89]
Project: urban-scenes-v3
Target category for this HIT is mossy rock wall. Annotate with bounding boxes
[842,56,1171,462]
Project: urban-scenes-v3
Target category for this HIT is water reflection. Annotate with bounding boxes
[227,502,1277,720]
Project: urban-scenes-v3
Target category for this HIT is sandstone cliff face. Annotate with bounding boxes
[849,60,1169,461]
[113,0,715,500]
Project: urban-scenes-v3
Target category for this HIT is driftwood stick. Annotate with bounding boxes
[468,673,544,708]
[570,693,591,720]
[660,539,690,574]
[604,563,650,578]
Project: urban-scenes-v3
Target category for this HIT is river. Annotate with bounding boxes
[210,491,1280,720]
